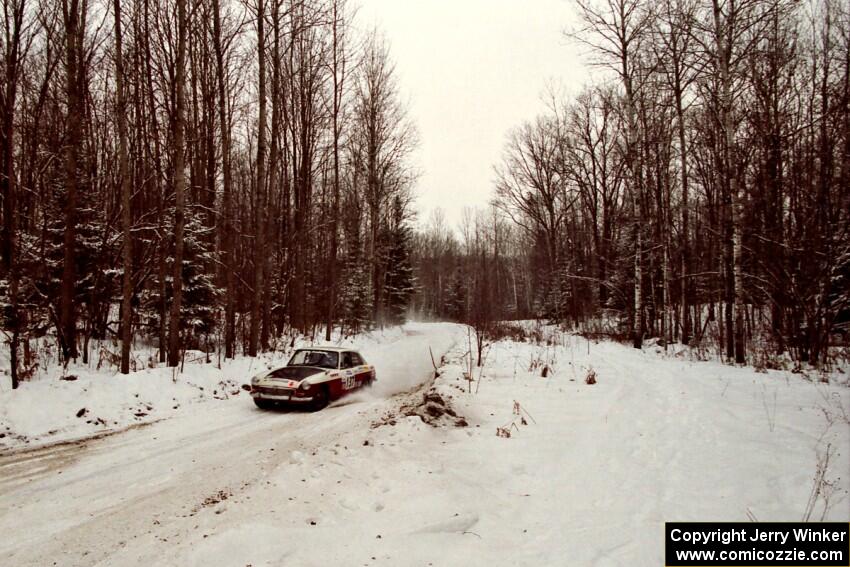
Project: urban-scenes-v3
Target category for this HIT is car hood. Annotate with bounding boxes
[261,366,327,382]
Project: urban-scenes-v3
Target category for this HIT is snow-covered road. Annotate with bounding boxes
[0,322,464,567]
[1,324,848,566]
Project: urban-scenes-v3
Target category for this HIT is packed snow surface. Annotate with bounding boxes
[1,324,848,566]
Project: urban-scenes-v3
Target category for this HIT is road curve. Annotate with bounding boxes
[0,322,463,567]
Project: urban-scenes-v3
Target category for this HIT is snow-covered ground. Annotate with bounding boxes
[1,325,848,566]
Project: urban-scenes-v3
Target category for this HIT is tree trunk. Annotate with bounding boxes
[732,189,746,363]
[2,0,25,388]
[326,1,344,341]
[627,100,642,349]
[114,0,133,374]
[676,85,691,345]
[633,204,643,348]
[211,0,235,359]
[167,0,188,367]
[249,0,266,357]
[262,0,282,351]
[60,0,85,362]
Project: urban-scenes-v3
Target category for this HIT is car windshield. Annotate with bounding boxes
[288,350,338,369]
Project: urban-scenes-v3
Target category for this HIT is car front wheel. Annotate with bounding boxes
[310,387,329,411]
[254,399,273,410]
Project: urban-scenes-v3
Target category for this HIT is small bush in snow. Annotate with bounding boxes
[802,443,847,522]
[497,401,536,438]
[496,426,513,438]
[585,368,597,385]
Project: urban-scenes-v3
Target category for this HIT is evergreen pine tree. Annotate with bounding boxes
[339,255,373,334]
[139,208,220,353]
[383,218,416,324]
[180,211,220,349]
[445,266,467,321]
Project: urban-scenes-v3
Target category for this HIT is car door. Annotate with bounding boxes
[339,352,358,392]
[350,352,371,387]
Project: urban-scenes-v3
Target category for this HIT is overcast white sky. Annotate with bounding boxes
[356,0,587,229]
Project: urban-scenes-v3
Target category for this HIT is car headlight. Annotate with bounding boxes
[251,372,265,385]
[298,380,312,391]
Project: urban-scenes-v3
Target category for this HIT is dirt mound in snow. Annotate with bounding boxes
[373,389,467,429]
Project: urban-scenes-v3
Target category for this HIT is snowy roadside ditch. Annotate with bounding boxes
[0,362,248,451]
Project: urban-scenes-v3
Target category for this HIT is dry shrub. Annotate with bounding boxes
[528,348,556,377]
[486,322,529,343]
[802,443,847,522]
[577,310,631,344]
[496,401,537,438]
[751,336,789,373]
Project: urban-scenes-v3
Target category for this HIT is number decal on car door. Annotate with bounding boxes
[343,371,355,390]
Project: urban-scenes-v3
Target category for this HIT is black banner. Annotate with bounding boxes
[665,522,850,566]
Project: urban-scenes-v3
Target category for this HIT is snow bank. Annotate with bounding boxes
[0,364,238,448]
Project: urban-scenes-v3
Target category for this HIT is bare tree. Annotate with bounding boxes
[114,0,133,374]
[1,0,30,387]
[352,32,417,327]
[59,0,88,362]
[167,0,188,367]
[654,0,698,344]
[494,115,570,279]
[248,0,266,357]
[324,0,350,341]
[572,0,654,348]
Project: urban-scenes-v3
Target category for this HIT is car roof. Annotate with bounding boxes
[293,346,358,353]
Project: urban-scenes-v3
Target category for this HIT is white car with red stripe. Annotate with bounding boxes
[250,347,376,410]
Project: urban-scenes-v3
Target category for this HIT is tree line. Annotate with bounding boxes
[412,0,849,369]
[0,0,417,388]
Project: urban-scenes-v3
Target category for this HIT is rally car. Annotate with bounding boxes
[250,347,375,410]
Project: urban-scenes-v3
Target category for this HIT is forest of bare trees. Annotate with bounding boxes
[0,0,418,388]
[1,0,848,390]
[412,0,850,369]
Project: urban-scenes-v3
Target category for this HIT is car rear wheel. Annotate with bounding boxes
[310,387,329,411]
